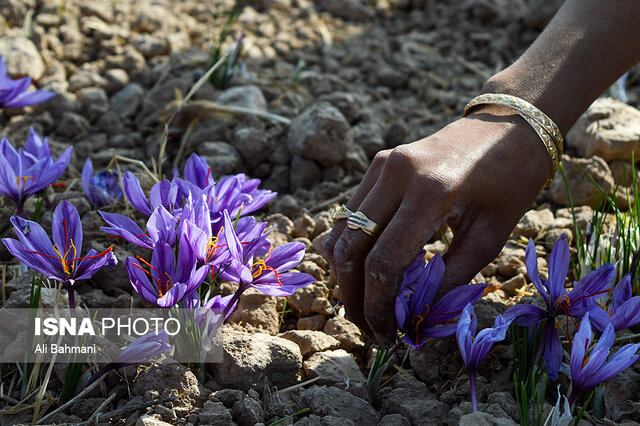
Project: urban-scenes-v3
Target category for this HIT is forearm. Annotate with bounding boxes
[483,0,640,135]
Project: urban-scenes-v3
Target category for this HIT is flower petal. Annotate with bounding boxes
[265,242,306,272]
[99,211,153,249]
[547,234,570,304]
[526,238,550,309]
[543,325,563,380]
[504,303,547,327]
[123,171,152,216]
[52,200,83,257]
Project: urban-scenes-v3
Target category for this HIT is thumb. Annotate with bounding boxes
[439,220,506,300]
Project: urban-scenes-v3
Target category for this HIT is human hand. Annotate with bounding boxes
[324,110,551,346]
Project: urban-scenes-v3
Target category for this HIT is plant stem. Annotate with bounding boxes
[470,372,478,412]
[223,283,247,317]
[66,282,76,318]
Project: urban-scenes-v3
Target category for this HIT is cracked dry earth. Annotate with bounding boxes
[2,0,640,424]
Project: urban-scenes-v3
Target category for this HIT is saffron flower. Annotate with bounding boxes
[183,154,276,220]
[588,274,640,333]
[125,235,210,307]
[0,56,54,108]
[2,201,116,312]
[568,312,640,406]
[113,330,172,365]
[25,127,53,162]
[121,171,184,217]
[0,132,72,212]
[86,330,172,387]
[395,254,487,350]
[82,158,123,207]
[456,303,513,412]
[217,210,315,299]
[504,235,615,380]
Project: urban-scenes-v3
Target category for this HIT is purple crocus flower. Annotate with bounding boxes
[588,274,640,333]
[82,158,123,207]
[2,201,117,313]
[218,210,315,300]
[125,234,210,307]
[0,56,54,108]
[395,254,487,350]
[504,235,615,380]
[87,330,173,387]
[25,127,52,162]
[113,330,173,365]
[182,154,276,221]
[121,171,202,219]
[568,312,640,406]
[456,303,513,412]
[0,132,72,212]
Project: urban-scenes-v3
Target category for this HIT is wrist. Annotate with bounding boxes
[482,68,571,136]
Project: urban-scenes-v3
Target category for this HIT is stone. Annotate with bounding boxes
[233,127,274,169]
[315,0,375,22]
[103,68,129,94]
[496,243,526,278]
[549,155,614,206]
[111,84,145,118]
[513,209,554,238]
[80,1,114,23]
[323,316,365,351]
[524,0,563,29]
[211,389,244,408]
[353,121,385,159]
[381,375,449,425]
[68,68,107,93]
[458,412,518,426]
[288,281,329,317]
[265,213,294,236]
[279,330,340,356]
[0,36,45,79]
[297,261,325,281]
[311,297,333,314]
[545,228,573,247]
[76,87,109,116]
[300,386,380,424]
[378,414,410,425]
[228,287,280,335]
[132,5,179,33]
[132,34,169,58]
[133,363,205,404]
[55,112,90,139]
[197,401,234,425]
[499,273,527,297]
[409,337,459,384]
[303,349,365,385]
[298,314,326,331]
[287,103,354,167]
[290,156,322,189]
[604,368,640,422]
[232,397,264,426]
[318,92,362,124]
[136,415,174,426]
[567,98,640,162]
[216,85,267,111]
[293,213,316,238]
[197,142,242,175]
[212,328,302,391]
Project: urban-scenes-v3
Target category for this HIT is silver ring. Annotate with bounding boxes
[347,211,380,236]
[332,204,353,221]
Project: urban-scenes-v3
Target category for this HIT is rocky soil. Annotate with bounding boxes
[2,0,640,424]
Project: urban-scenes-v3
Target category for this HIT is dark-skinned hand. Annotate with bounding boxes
[324,110,550,347]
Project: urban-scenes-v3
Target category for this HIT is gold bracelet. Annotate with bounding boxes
[463,93,564,188]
